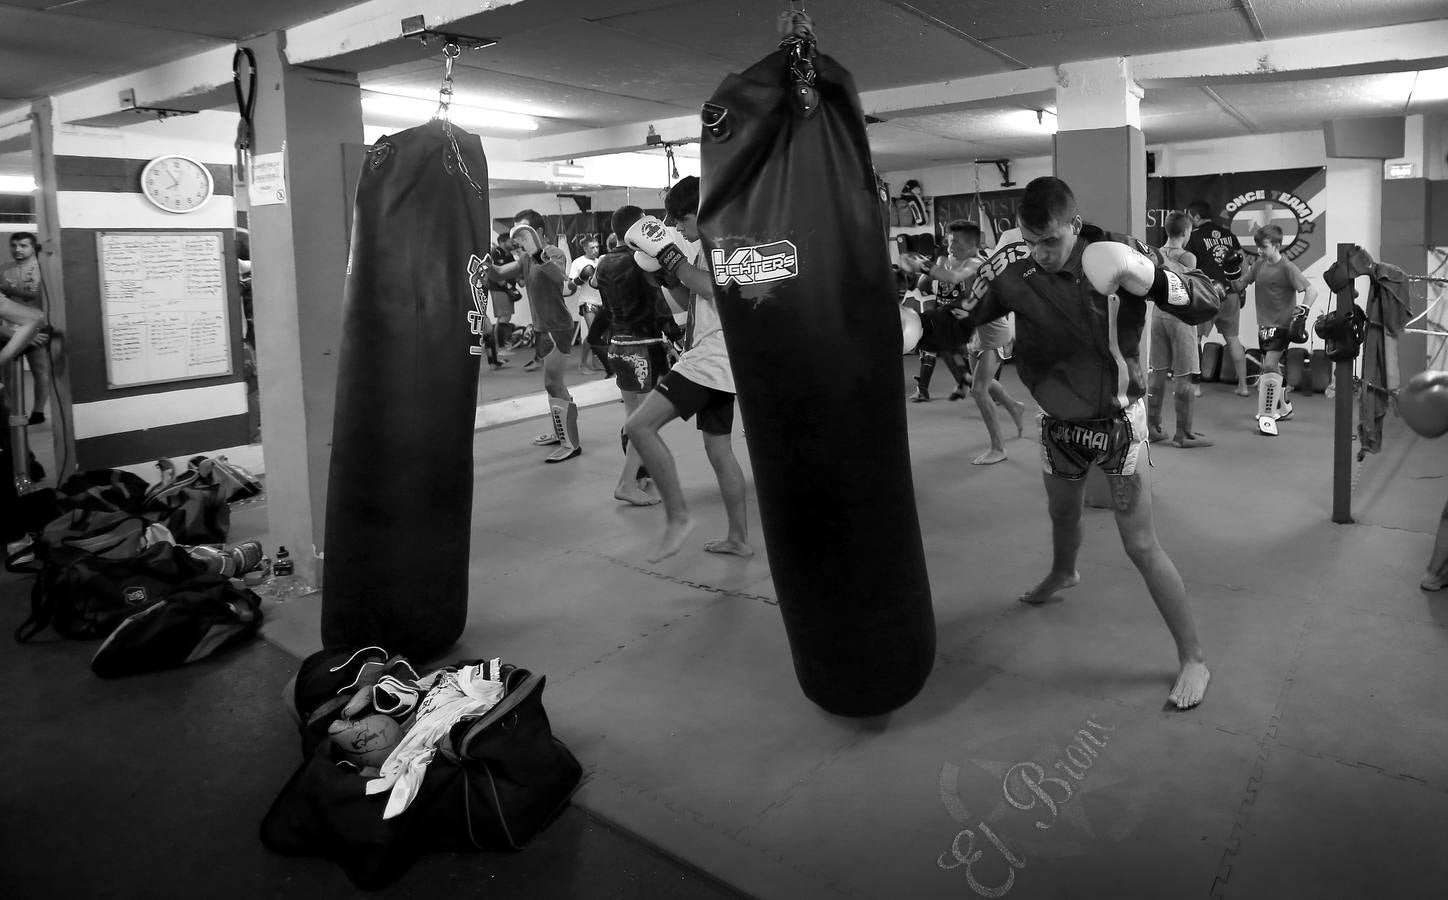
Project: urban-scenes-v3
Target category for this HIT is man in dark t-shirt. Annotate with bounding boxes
[1185,201,1249,398]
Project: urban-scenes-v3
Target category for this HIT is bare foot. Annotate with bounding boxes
[615,485,661,507]
[1171,434,1214,448]
[648,518,695,563]
[1168,659,1211,709]
[1017,570,1081,605]
[1005,399,1027,437]
[1148,427,1168,443]
[1422,574,1447,591]
[704,538,754,558]
[1235,385,1250,397]
[971,447,1007,465]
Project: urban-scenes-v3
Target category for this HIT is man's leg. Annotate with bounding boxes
[615,391,658,506]
[624,390,689,562]
[701,431,752,557]
[942,352,972,401]
[1107,468,1210,709]
[970,352,1020,464]
[25,345,49,423]
[1019,473,1085,604]
[1146,368,1170,443]
[1171,377,1212,448]
[1225,335,1249,396]
[541,335,580,462]
[1422,495,1448,591]
[912,351,936,402]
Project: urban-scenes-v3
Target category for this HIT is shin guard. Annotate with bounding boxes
[545,399,581,463]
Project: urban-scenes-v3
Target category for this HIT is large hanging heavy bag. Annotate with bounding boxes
[322,120,489,662]
[696,20,934,716]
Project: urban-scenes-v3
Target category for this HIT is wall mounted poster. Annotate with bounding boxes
[96,231,232,388]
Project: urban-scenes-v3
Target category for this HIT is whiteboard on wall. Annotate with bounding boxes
[97,231,233,388]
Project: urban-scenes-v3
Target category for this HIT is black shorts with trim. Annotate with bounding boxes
[656,370,735,436]
[1037,398,1148,479]
[608,337,669,394]
[1257,325,1291,354]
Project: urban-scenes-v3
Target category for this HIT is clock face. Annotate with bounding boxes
[140,155,213,213]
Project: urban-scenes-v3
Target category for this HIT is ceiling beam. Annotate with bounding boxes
[518,114,699,163]
[1132,19,1448,85]
[49,45,236,126]
[285,0,528,66]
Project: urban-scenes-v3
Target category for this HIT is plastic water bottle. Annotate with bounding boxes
[272,546,295,600]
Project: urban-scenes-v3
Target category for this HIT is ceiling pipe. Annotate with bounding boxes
[879,1,1030,70]
[1238,0,1267,41]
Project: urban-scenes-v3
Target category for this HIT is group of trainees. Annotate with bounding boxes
[487,173,1335,710]
[475,178,753,564]
[1150,204,1317,442]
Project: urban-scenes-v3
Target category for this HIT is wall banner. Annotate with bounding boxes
[1147,166,1327,270]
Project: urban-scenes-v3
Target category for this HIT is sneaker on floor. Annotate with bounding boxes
[1276,402,1294,421]
[909,388,930,403]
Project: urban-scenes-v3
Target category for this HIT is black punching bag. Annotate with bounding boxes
[322,120,488,661]
[697,28,935,716]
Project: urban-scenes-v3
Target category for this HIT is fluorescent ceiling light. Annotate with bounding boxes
[552,163,587,179]
[0,175,37,193]
[361,92,538,132]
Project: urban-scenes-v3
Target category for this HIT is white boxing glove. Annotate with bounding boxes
[624,215,689,275]
[1081,241,1158,298]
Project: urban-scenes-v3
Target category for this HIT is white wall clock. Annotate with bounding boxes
[140,154,214,213]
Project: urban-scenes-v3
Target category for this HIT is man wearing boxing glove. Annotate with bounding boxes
[623,178,753,563]
[568,238,604,373]
[900,241,972,405]
[902,220,1027,464]
[594,207,676,506]
[1231,224,1317,431]
[488,210,581,462]
[953,176,1217,710]
[1185,201,1250,399]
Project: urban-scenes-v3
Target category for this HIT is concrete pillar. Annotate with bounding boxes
[1052,58,1149,508]
[240,32,363,587]
[1052,57,1147,238]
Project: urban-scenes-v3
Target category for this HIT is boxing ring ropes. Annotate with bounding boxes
[1329,244,1448,524]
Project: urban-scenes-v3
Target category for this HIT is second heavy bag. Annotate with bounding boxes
[322,121,489,662]
[697,31,935,717]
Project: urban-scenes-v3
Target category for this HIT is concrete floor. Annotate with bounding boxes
[8,358,1448,899]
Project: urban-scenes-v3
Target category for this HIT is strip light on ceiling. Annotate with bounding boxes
[0,175,36,193]
[360,92,539,132]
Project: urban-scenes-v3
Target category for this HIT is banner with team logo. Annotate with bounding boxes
[931,168,1326,270]
[1147,167,1327,269]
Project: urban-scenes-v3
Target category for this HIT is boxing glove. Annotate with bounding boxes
[1082,241,1158,298]
[915,273,934,297]
[1222,249,1244,282]
[624,215,689,274]
[573,264,596,286]
[898,251,931,275]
